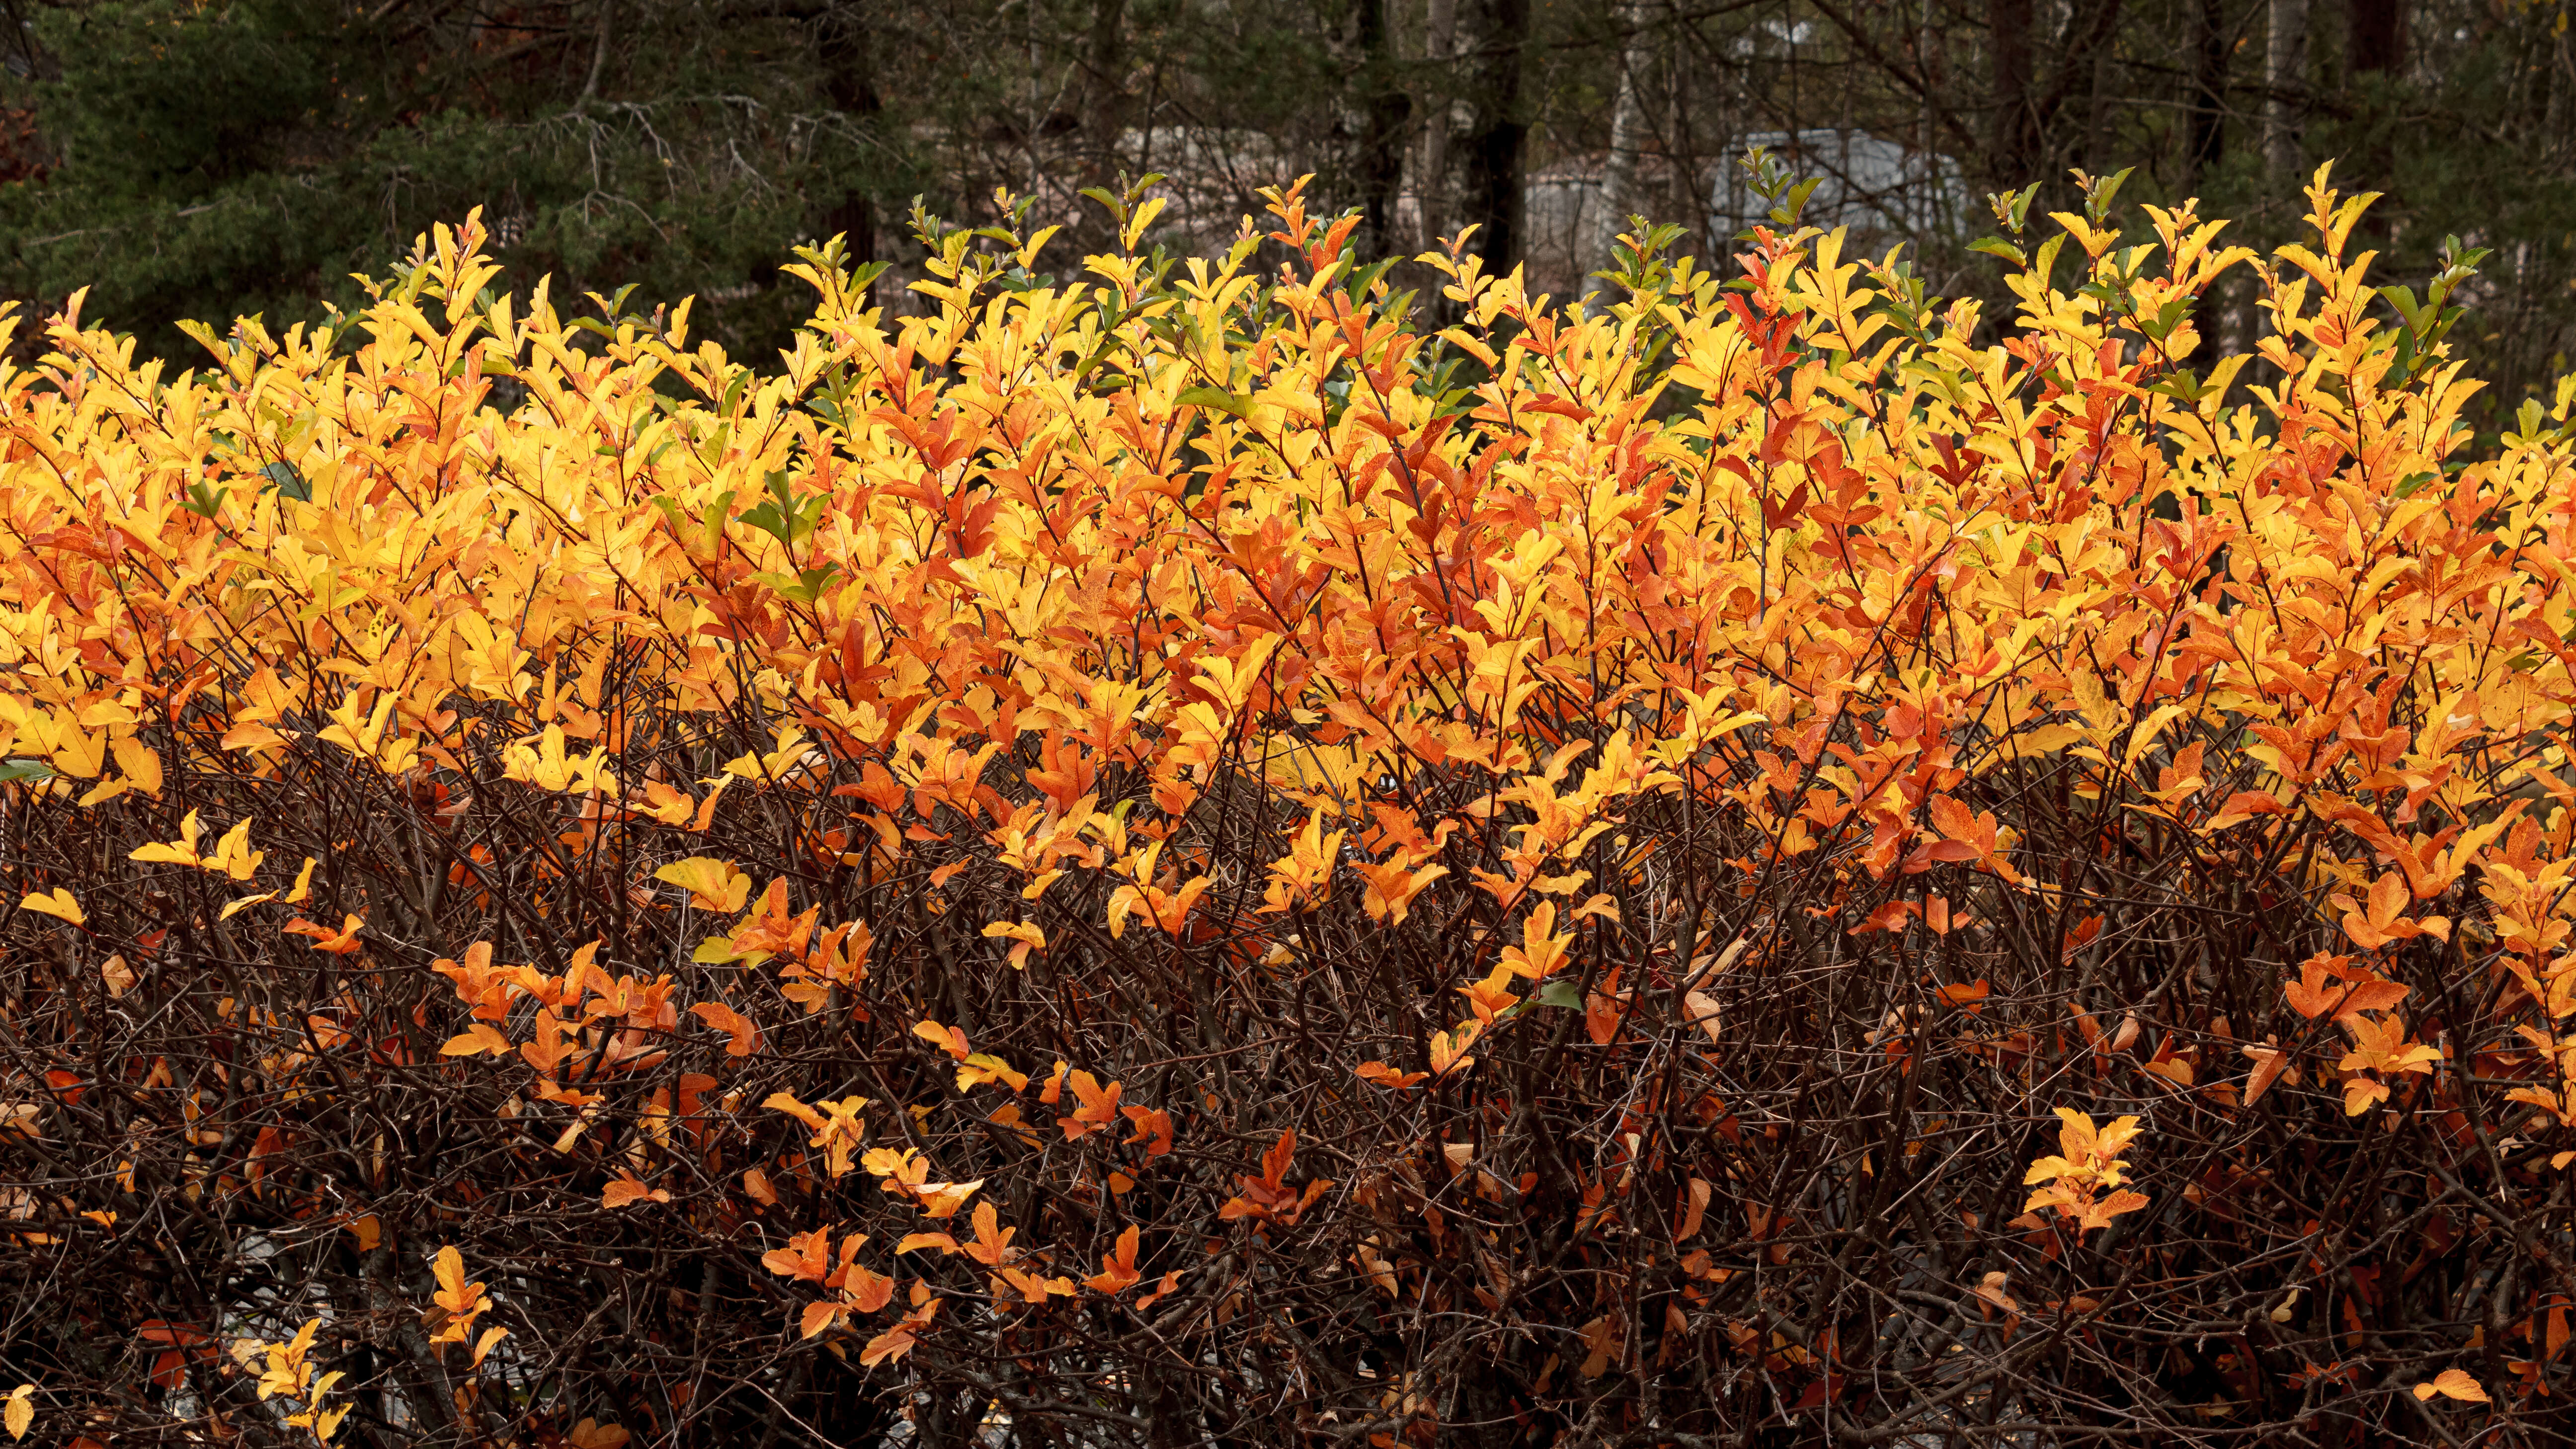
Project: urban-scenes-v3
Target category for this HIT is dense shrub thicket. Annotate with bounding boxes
[4,169,2576,1447]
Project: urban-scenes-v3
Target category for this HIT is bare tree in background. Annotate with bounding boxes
[1460,0,1531,269]
[1358,0,1414,260]
[1583,0,1653,300]
[1,0,2573,419]
[2265,0,2308,186]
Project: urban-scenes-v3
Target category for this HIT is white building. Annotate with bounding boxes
[1524,128,1969,296]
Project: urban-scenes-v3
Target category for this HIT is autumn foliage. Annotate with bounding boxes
[5,166,2576,1446]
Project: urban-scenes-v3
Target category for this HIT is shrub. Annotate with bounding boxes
[3,167,2576,1447]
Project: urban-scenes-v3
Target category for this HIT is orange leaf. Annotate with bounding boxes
[1260,1127,1296,1188]
[1676,1177,1712,1242]
[763,1227,832,1282]
[601,1174,669,1208]
[2414,1369,2489,1402]
[1356,1060,1429,1089]
[1057,1070,1123,1138]
[961,1201,1016,1266]
[441,1023,513,1058]
[689,1000,761,1057]
[912,1018,970,1060]
[859,1298,940,1366]
[2284,954,2408,1021]
[1121,1105,1174,1155]
[2241,1044,2291,1109]
[282,913,367,954]
[1135,1269,1183,1309]
[1085,1225,1143,1293]
[800,1301,842,1340]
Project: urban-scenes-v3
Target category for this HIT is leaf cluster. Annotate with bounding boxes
[1,172,2575,1446]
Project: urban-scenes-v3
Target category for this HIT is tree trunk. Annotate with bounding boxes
[2080,17,2115,172]
[2348,0,2404,77]
[1358,0,1415,261]
[1461,0,1530,269]
[1988,0,2037,188]
[2185,0,2228,192]
[2265,0,2309,185]
[814,4,883,269]
[1584,0,1652,301]
[1084,0,1130,185]
[2346,0,2404,235]
[1420,0,1459,247]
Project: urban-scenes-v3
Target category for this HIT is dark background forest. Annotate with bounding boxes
[0,0,2568,423]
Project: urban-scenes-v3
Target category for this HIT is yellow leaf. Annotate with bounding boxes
[655,856,753,912]
[109,735,163,796]
[129,811,263,880]
[4,1384,32,1441]
[133,810,203,867]
[432,1247,471,1306]
[18,888,81,926]
[319,692,417,774]
[208,817,265,882]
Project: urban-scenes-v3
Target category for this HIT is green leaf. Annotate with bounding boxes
[2082,166,2134,222]
[1345,257,1401,299]
[751,564,843,603]
[2378,284,2425,331]
[1078,186,1126,224]
[2032,235,2069,290]
[699,489,737,551]
[1986,184,2040,235]
[0,759,57,783]
[1177,385,1255,420]
[1534,979,1585,1010]
[261,461,311,502]
[1771,176,1822,226]
[2129,297,2194,344]
[739,501,791,544]
[2143,369,2203,404]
